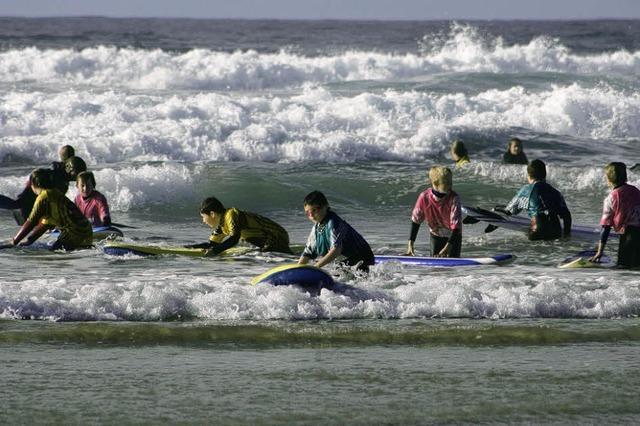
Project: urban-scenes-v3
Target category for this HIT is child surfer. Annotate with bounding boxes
[406,166,462,257]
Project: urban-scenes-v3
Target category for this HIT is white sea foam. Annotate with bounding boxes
[1,24,640,90]
[1,268,639,321]
[1,84,639,165]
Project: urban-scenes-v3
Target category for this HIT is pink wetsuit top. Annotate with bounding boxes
[411,188,462,237]
[600,183,640,233]
[75,190,111,226]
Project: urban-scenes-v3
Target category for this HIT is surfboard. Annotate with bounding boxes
[375,254,515,267]
[557,250,614,269]
[50,225,124,241]
[251,263,338,294]
[102,241,256,257]
[462,205,616,241]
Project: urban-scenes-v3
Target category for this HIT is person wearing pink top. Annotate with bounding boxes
[591,162,640,268]
[406,166,462,258]
[74,171,111,227]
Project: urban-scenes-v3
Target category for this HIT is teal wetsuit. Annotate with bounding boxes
[506,181,572,240]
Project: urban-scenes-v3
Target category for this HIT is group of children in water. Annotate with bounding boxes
[2,140,640,269]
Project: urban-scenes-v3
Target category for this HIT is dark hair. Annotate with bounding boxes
[30,168,54,189]
[451,140,468,158]
[200,197,225,214]
[64,156,87,180]
[605,162,627,186]
[77,171,96,187]
[303,190,329,207]
[59,145,75,161]
[527,159,546,181]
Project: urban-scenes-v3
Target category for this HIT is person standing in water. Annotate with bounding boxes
[502,137,529,165]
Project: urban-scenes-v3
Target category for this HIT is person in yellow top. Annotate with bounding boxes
[450,140,470,167]
[11,169,93,250]
[186,196,292,255]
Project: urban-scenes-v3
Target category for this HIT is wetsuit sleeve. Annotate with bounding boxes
[559,199,572,237]
[600,193,615,227]
[208,234,241,255]
[13,219,36,245]
[409,222,420,242]
[599,225,611,246]
[97,193,111,225]
[184,241,216,249]
[505,186,527,216]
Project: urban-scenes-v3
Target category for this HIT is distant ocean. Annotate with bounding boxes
[1,18,640,424]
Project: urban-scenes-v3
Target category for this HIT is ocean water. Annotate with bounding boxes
[1,18,640,424]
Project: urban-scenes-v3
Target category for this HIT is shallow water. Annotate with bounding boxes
[1,18,640,424]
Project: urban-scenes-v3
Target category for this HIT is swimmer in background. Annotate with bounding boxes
[502,137,529,165]
[450,140,470,167]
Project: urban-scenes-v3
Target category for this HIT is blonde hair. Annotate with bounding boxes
[604,162,627,186]
[429,166,452,190]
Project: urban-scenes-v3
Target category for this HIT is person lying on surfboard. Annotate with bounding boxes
[500,159,572,241]
[9,168,93,251]
[298,190,374,272]
[0,148,87,225]
[502,137,528,165]
[406,166,462,258]
[590,162,640,268]
[74,171,112,227]
[450,140,470,167]
[187,196,292,255]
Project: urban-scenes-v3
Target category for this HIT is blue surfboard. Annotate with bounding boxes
[375,254,515,267]
[251,264,341,294]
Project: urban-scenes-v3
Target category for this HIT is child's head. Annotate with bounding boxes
[30,168,53,193]
[508,138,523,155]
[450,140,468,161]
[604,162,627,187]
[199,197,225,228]
[59,145,75,162]
[428,166,453,193]
[527,159,546,182]
[64,156,87,181]
[76,171,96,197]
[303,190,329,224]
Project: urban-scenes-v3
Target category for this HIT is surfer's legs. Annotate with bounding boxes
[617,227,640,268]
[430,233,461,257]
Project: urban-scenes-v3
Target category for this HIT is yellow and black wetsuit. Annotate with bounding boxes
[28,189,93,250]
[209,208,291,254]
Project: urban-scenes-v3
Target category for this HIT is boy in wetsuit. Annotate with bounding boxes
[75,171,112,226]
[590,162,640,268]
[502,159,572,240]
[10,169,93,251]
[407,166,462,258]
[189,197,292,255]
[502,137,529,165]
[298,190,374,271]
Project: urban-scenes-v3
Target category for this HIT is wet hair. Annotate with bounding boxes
[605,162,627,186]
[30,168,54,189]
[429,166,453,190]
[64,156,87,180]
[303,190,329,207]
[59,145,75,162]
[77,171,96,187]
[527,159,547,181]
[509,138,523,149]
[451,140,468,158]
[200,197,225,214]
